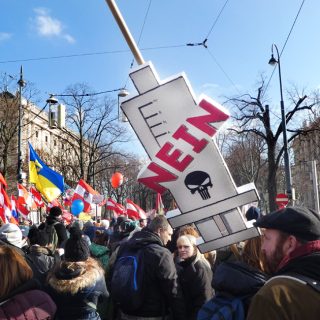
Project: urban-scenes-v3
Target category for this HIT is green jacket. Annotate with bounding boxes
[90,243,110,270]
[247,276,320,320]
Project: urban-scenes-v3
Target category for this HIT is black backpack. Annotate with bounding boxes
[110,243,155,312]
[39,222,59,250]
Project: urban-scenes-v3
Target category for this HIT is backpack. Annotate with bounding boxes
[110,244,154,313]
[197,295,246,320]
[39,222,59,251]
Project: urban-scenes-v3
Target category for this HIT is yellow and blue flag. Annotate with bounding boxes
[29,142,64,202]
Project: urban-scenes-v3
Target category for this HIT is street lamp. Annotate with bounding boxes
[118,88,129,121]
[17,66,26,183]
[268,44,293,200]
[46,94,59,128]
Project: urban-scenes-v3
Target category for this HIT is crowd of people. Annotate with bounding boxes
[0,205,320,319]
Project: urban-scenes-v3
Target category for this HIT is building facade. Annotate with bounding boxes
[292,118,320,210]
[0,91,81,195]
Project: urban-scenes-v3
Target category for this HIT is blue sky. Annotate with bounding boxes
[0,0,317,155]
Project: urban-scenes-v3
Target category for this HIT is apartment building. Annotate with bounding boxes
[292,118,320,210]
[0,91,81,194]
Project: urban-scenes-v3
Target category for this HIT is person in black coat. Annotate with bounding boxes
[39,206,68,248]
[46,227,108,320]
[26,227,60,282]
[176,234,213,320]
[110,215,186,320]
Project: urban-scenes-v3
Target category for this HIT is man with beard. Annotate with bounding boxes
[247,206,320,320]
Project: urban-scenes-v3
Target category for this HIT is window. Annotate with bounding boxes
[45,136,48,142]
[35,131,38,138]
[54,140,57,146]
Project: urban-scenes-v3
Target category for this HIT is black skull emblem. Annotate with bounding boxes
[184,171,213,200]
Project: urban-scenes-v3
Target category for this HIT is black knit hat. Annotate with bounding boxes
[245,206,261,221]
[64,227,90,262]
[254,206,320,241]
[49,206,62,217]
[28,227,50,246]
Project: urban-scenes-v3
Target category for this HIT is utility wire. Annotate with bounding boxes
[263,0,306,98]
[205,0,230,40]
[0,44,188,65]
[205,47,241,95]
[186,0,238,95]
[52,87,125,98]
[125,0,153,88]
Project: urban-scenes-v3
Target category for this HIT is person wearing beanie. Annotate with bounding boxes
[46,227,109,320]
[245,206,261,221]
[38,206,68,248]
[0,223,28,254]
[26,227,60,282]
[247,206,320,320]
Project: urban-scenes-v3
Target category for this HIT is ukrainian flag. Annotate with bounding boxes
[29,142,64,202]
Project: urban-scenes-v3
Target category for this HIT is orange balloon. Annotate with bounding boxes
[111,172,124,188]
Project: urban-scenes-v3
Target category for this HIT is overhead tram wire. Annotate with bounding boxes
[124,0,153,88]
[186,0,238,95]
[204,0,230,41]
[50,87,125,98]
[0,44,187,65]
[206,48,241,95]
[263,0,307,98]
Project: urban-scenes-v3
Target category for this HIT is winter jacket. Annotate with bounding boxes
[247,241,320,320]
[111,228,186,319]
[177,254,213,320]
[90,243,110,270]
[46,257,109,320]
[0,278,56,320]
[26,245,60,282]
[212,260,267,313]
[39,216,68,248]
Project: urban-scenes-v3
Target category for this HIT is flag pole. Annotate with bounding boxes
[105,0,145,65]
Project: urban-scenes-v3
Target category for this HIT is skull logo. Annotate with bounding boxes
[184,171,213,200]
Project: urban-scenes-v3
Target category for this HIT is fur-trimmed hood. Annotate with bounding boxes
[47,257,104,295]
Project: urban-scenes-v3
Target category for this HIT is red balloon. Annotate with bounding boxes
[111,172,124,188]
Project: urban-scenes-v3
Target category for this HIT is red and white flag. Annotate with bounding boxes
[72,179,99,213]
[11,194,29,217]
[126,199,146,220]
[0,172,7,188]
[17,184,30,206]
[0,184,11,223]
[155,193,164,215]
[47,199,63,210]
[106,198,125,217]
[30,186,44,207]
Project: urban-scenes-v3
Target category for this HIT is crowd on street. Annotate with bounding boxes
[0,205,320,320]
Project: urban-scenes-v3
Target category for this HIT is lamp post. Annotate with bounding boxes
[17,66,26,183]
[118,88,129,121]
[268,44,293,200]
[46,94,59,128]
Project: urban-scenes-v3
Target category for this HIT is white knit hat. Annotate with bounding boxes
[100,219,110,229]
[0,223,26,248]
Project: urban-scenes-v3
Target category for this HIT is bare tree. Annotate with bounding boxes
[227,78,320,211]
[57,83,130,188]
